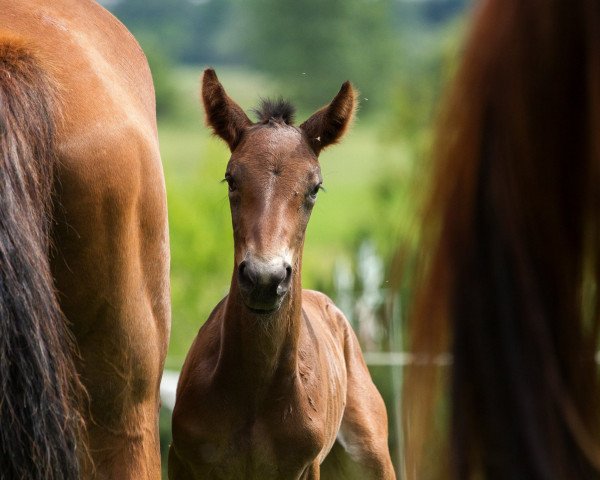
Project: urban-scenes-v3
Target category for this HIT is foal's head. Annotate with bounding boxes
[202,69,356,314]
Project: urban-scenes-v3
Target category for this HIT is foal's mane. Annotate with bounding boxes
[253,98,296,125]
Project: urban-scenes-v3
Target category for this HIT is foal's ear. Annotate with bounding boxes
[300,81,357,155]
[201,68,252,151]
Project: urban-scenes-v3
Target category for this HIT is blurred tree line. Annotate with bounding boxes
[107,0,469,114]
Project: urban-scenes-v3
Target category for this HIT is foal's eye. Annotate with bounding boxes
[308,183,323,200]
[223,174,237,192]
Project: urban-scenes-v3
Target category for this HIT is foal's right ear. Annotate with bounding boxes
[201,69,252,151]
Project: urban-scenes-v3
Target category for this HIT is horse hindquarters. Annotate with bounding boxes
[0,37,84,479]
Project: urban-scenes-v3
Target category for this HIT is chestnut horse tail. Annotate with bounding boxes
[405,1,600,479]
[0,38,84,479]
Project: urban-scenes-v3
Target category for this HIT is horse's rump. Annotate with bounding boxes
[0,35,84,479]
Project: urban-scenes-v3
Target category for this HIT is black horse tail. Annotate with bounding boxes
[0,37,84,479]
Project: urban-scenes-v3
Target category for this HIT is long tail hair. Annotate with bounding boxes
[0,37,85,479]
[404,0,600,478]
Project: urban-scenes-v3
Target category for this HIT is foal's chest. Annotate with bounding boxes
[185,400,325,480]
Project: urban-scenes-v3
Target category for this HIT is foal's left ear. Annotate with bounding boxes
[300,81,357,155]
[201,68,252,151]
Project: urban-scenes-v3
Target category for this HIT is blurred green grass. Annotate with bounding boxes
[160,66,414,368]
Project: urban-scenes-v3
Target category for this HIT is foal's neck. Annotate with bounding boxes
[218,268,303,395]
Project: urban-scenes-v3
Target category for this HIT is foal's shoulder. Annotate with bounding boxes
[301,289,367,360]
[302,289,351,332]
[302,289,342,315]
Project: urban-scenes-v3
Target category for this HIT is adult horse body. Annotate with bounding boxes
[0,1,170,478]
[169,70,394,479]
[405,0,600,479]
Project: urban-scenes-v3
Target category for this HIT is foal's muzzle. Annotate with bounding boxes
[237,256,292,313]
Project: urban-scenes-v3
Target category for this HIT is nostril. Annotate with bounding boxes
[238,260,254,288]
[276,263,293,297]
[285,264,292,281]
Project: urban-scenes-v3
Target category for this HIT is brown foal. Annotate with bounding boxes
[169,69,395,479]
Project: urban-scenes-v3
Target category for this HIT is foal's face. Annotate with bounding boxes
[201,68,356,314]
[226,125,321,312]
